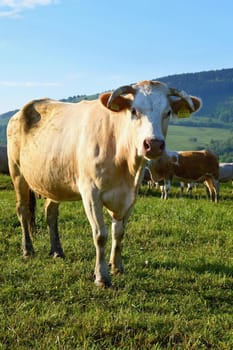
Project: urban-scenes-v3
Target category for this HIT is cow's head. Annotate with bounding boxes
[105,80,202,160]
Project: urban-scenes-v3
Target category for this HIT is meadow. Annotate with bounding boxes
[0,174,233,349]
[166,125,233,152]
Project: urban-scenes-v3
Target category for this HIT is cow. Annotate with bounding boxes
[217,162,233,196]
[144,166,195,199]
[159,181,194,199]
[7,80,201,287]
[218,163,233,183]
[143,167,157,190]
[158,179,171,199]
[143,166,170,198]
[0,145,9,175]
[148,149,219,202]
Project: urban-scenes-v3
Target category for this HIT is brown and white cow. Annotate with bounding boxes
[148,149,219,202]
[0,145,9,175]
[7,80,201,287]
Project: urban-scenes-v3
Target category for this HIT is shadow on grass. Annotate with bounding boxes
[151,260,233,277]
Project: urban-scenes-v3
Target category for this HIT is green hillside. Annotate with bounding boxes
[167,125,233,161]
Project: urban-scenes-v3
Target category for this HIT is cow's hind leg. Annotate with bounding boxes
[204,176,218,203]
[164,180,171,199]
[44,199,65,258]
[14,176,35,257]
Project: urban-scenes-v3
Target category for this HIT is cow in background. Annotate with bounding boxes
[217,162,233,196]
[158,179,171,199]
[0,145,9,175]
[218,163,233,183]
[7,80,201,287]
[143,167,155,190]
[148,150,219,202]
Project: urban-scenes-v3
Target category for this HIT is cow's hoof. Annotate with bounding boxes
[50,250,65,258]
[94,275,112,288]
[23,249,35,258]
[109,263,124,275]
[95,280,112,288]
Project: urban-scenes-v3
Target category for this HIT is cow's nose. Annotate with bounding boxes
[143,138,165,158]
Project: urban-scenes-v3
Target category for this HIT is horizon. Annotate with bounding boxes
[1,0,233,114]
[1,66,232,115]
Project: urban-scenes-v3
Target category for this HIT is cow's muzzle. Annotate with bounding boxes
[143,138,165,159]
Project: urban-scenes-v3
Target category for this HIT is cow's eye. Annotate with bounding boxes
[131,108,137,115]
[131,108,140,119]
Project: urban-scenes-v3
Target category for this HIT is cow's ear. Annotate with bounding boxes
[100,93,131,112]
[170,96,202,118]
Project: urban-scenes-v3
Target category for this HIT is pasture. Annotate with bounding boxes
[0,174,233,349]
[166,125,233,152]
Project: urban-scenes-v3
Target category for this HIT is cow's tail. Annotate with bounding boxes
[29,189,36,237]
[21,98,50,132]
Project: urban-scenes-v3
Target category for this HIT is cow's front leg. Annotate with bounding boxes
[44,199,65,258]
[109,205,133,275]
[109,218,125,275]
[81,189,111,287]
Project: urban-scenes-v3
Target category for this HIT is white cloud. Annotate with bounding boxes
[0,80,62,87]
[0,0,58,18]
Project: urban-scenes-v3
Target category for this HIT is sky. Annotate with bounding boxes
[0,0,233,114]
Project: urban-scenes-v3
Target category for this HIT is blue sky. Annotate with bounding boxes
[0,0,233,114]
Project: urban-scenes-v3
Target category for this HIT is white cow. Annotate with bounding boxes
[219,163,233,183]
[7,80,201,287]
[217,162,233,195]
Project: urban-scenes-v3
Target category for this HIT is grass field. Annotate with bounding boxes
[0,175,233,349]
[166,125,233,152]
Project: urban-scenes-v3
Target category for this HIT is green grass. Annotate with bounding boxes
[0,176,233,349]
[166,125,233,151]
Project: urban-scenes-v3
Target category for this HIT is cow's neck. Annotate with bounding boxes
[113,115,146,186]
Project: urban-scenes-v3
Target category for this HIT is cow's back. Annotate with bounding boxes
[7,98,134,202]
[148,156,173,181]
[174,150,219,181]
[7,98,104,200]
